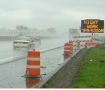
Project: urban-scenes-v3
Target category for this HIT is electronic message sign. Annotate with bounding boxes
[81,19,104,33]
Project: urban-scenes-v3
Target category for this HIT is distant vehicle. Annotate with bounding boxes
[13,36,35,49]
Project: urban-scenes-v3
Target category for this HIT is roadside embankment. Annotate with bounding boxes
[42,48,89,88]
[42,44,105,88]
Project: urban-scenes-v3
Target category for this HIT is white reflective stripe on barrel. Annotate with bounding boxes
[64,46,72,48]
[64,50,70,51]
[26,65,40,68]
[27,57,40,61]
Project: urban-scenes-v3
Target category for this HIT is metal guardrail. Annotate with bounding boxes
[0,44,64,65]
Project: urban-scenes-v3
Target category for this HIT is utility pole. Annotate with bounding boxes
[91,32,94,41]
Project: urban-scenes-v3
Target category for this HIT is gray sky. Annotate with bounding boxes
[0,0,105,33]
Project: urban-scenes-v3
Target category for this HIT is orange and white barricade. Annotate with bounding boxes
[73,40,80,50]
[69,40,77,51]
[74,35,92,38]
[77,41,80,49]
[25,49,41,77]
[69,40,73,53]
[72,35,92,49]
[85,41,99,48]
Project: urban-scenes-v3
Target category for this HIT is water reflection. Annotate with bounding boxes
[64,55,70,60]
[26,78,41,88]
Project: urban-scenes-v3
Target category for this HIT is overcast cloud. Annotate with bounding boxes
[0,0,105,33]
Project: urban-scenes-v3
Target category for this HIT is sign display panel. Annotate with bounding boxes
[81,19,104,33]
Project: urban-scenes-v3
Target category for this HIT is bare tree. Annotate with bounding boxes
[33,28,36,30]
[16,25,30,30]
[47,28,56,33]
[16,25,22,30]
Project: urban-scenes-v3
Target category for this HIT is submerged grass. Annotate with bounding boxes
[69,44,105,88]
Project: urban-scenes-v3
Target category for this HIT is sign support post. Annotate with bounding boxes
[91,32,93,41]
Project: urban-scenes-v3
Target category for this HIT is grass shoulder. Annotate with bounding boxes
[69,44,105,88]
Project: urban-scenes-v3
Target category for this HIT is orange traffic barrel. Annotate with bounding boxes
[26,49,41,77]
[69,40,73,43]
[26,78,40,88]
[64,42,72,55]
